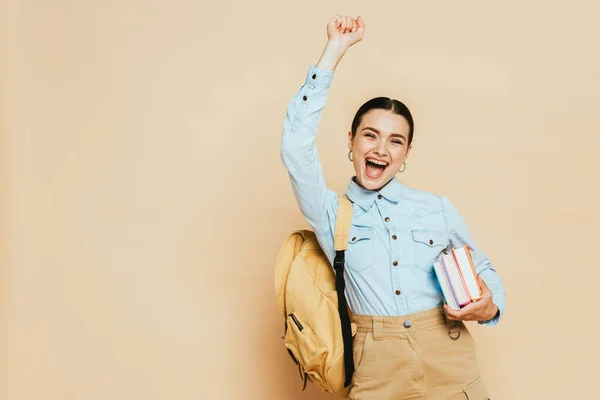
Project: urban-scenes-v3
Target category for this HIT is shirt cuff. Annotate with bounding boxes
[305,63,335,89]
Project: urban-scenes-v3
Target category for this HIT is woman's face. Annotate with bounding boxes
[348,109,412,191]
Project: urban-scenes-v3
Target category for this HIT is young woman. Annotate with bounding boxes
[280,14,506,400]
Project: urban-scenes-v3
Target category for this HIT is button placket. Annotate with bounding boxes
[392,241,402,300]
[380,204,403,307]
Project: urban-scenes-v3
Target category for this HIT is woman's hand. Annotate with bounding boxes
[444,275,499,323]
[316,15,365,71]
[327,14,365,50]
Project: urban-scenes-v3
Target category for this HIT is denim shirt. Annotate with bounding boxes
[280,63,506,326]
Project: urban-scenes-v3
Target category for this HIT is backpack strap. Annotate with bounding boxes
[332,194,355,387]
[334,194,353,251]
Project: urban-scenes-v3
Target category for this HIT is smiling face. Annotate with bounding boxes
[348,108,412,191]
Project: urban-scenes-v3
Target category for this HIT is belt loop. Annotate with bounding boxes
[372,316,384,341]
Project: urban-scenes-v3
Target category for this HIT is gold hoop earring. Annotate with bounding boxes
[398,161,406,173]
[348,150,353,162]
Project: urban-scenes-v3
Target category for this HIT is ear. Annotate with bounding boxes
[348,131,353,151]
[405,143,412,159]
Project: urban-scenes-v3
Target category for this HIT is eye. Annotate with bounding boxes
[364,133,376,139]
[392,140,404,145]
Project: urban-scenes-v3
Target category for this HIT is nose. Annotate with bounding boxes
[374,141,387,157]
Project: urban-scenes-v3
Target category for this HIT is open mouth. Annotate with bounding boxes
[365,157,389,179]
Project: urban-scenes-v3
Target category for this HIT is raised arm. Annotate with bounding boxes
[280,15,365,234]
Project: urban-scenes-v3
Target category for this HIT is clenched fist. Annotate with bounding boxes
[326,14,365,50]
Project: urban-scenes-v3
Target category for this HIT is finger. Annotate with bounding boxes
[346,16,352,33]
[454,301,478,317]
[356,16,365,35]
[444,306,458,320]
[351,19,358,32]
[334,14,343,29]
[444,304,463,320]
[451,308,480,321]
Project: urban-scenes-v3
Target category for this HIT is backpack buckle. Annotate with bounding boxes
[333,251,345,272]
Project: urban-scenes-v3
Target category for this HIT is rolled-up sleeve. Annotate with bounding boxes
[441,195,507,326]
[280,64,337,234]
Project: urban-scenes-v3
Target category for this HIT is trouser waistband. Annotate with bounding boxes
[350,305,461,340]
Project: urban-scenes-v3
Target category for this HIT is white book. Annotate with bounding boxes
[441,253,471,307]
[452,246,483,301]
[433,261,460,310]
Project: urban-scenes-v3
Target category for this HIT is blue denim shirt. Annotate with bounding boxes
[280,63,506,326]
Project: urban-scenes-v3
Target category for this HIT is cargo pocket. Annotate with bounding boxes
[410,228,448,274]
[346,225,375,272]
[462,376,490,400]
[284,313,328,386]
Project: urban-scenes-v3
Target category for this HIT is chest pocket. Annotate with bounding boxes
[410,228,448,274]
[345,225,375,272]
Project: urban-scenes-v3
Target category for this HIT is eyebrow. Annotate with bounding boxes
[361,127,407,141]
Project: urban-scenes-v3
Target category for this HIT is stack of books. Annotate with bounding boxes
[433,245,483,310]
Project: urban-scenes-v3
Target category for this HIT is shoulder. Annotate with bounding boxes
[400,184,449,216]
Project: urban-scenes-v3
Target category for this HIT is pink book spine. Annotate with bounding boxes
[442,254,471,307]
[452,250,473,305]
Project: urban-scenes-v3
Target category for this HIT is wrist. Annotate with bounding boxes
[479,304,500,324]
[316,40,347,71]
[326,39,348,53]
[490,303,499,319]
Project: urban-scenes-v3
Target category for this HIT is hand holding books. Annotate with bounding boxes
[433,245,499,323]
[443,275,498,323]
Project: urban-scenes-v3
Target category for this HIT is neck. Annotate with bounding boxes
[354,176,394,192]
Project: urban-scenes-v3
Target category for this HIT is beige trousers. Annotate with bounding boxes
[348,306,490,400]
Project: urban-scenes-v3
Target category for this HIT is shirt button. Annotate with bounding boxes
[312,74,316,79]
[429,239,433,245]
[302,95,307,101]
[385,217,390,222]
[392,235,397,240]
[377,195,382,200]
[395,290,401,295]
[351,237,356,241]
[392,261,398,266]
[403,320,412,328]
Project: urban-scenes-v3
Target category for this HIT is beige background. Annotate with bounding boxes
[2,1,599,399]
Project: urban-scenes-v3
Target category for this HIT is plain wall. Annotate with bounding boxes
[2,1,599,399]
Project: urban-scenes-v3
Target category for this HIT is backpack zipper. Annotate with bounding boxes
[289,313,304,331]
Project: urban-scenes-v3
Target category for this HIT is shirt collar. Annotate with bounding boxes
[345,176,404,211]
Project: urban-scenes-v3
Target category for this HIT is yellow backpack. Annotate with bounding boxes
[274,194,356,397]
